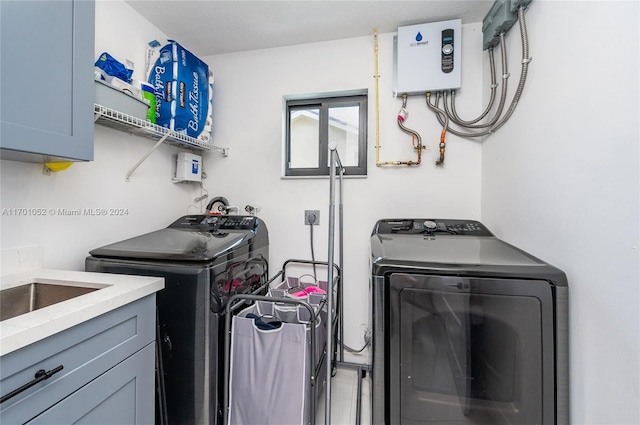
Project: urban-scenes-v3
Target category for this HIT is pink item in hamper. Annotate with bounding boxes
[290,286,327,298]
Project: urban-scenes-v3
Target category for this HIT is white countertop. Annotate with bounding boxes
[0,269,164,356]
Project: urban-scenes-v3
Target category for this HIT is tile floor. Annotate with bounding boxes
[315,367,371,425]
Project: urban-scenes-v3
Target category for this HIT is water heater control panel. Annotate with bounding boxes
[394,19,462,95]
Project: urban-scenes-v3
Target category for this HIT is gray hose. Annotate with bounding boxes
[437,32,509,136]
[431,7,530,138]
[447,38,508,129]
[447,47,498,126]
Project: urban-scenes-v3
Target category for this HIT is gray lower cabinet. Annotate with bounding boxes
[0,0,95,162]
[0,295,156,424]
[27,343,155,425]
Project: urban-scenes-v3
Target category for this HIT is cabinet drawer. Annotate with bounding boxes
[0,295,155,424]
[27,343,155,425]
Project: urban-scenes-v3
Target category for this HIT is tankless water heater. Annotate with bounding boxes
[394,19,462,96]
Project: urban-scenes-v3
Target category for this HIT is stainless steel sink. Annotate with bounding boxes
[0,283,99,321]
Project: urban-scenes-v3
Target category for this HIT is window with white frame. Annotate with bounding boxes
[284,91,367,177]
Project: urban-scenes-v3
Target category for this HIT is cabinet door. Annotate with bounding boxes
[0,0,95,162]
[0,295,156,424]
[27,343,155,425]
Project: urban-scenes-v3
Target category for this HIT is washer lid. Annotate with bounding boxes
[371,234,544,267]
[89,227,250,261]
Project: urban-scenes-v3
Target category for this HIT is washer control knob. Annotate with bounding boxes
[423,220,438,230]
[442,44,454,55]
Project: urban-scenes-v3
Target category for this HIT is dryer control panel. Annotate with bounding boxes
[373,218,493,237]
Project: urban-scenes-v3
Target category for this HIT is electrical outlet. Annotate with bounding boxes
[305,210,320,225]
[364,329,372,345]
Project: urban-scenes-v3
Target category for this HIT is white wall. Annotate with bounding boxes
[0,1,209,271]
[202,24,484,359]
[482,1,640,424]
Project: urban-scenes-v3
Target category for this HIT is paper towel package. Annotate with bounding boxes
[146,40,214,144]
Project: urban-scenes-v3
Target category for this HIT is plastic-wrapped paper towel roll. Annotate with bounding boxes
[138,82,156,123]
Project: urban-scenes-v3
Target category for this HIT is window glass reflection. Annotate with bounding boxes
[328,105,359,167]
[290,108,319,168]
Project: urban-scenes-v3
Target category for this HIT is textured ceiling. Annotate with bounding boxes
[124,0,493,57]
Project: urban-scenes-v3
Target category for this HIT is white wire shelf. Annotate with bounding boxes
[94,103,226,154]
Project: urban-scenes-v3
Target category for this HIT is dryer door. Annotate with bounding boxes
[388,274,555,425]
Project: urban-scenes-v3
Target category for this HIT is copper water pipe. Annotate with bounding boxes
[374,29,425,167]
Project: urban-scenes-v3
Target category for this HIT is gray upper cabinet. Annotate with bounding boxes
[0,0,95,163]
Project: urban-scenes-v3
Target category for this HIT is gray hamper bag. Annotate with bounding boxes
[227,301,326,425]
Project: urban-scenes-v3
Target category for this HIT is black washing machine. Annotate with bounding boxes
[86,214,269,425]
[370,218,568,425]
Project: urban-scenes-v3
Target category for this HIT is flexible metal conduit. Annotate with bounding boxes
[374,29,424,166]
[429,6,531,138]
[428,32,509,136]
[491,6,531,132]
[441,32,509,131]
[448,47,498,126]
[446,45,503,128]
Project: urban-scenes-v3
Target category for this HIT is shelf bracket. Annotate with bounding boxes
[125,132,171,182]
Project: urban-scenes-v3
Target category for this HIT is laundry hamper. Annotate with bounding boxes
[226,296,327,425]
[269,274,331,354]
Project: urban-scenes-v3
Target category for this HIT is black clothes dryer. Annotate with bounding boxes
[86,214,269,425]
[370,218,568,425]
